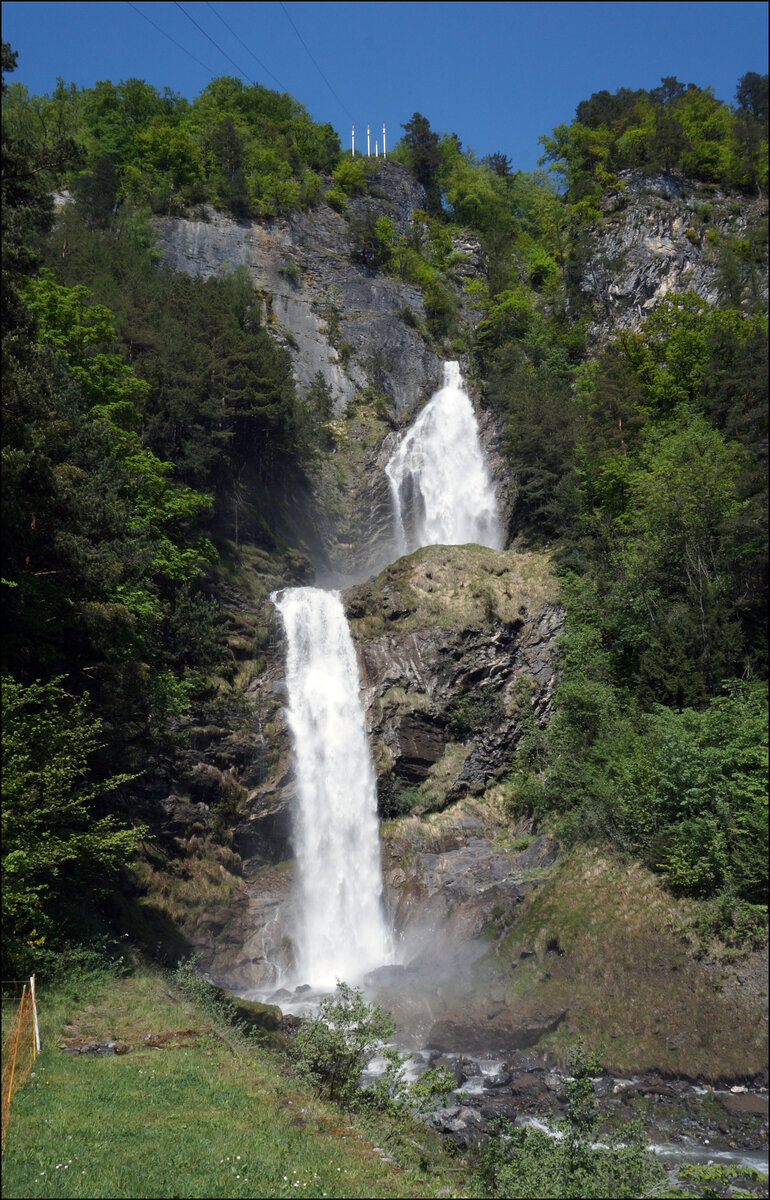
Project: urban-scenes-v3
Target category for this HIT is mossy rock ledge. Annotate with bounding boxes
[345,543,562,812]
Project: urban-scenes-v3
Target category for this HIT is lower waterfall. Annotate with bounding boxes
[271,586,392,989]
[385,360,503,554]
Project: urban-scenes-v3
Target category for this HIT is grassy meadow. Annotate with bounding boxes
[2,960,471,1200]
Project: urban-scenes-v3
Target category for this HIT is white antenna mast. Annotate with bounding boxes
[383,123,386,158]
[367,124,370,156]
[351,124,355,156]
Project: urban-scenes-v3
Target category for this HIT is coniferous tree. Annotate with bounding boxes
[401,112,442,212]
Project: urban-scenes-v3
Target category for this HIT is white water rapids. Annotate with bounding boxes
[385,360,503,554]
[271,587,392,989]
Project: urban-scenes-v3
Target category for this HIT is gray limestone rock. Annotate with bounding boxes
[576,170,768,346]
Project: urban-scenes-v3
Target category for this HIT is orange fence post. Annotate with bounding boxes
[2,981,37,1154]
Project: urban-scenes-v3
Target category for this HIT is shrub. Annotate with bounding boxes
[472,1043,664,1198]
[325,187,348,212]
[446,684,504,739]
[292,981,395,1106]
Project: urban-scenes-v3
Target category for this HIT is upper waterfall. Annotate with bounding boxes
[385,361,504,556]
[271,586,392,989]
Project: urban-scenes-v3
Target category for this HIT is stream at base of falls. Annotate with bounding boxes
[243,980,767,1182]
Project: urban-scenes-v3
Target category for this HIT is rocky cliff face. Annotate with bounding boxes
[154,160,501,583]
[151,544,562,994]
[156,162,438,418]
[347,545,562,807]
[577,169,768,345]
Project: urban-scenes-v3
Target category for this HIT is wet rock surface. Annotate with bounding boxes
[418,1055,769,1158]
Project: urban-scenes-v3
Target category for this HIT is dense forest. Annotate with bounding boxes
[1,41,767,985]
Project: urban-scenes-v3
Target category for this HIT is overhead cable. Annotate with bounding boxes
[174,1,253,84]
[279,0,354,121]
[126,1,216,75]
[205,1,287,92]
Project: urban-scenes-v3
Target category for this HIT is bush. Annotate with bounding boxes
[472,1043,664,1198]
[331,156,368,195]
[325,187,348,212]
[292,981,395,1106]
[377,778,422,819]
[446,684,504,739]
[292,981,454,1117]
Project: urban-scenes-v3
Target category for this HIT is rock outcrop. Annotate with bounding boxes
[154,161,502,582]
[155,162,439,419]
[347,544,563,808]
[577,170,768,345]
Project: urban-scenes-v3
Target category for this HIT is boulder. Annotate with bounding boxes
[428,1104,486,1149]
[427,1005,567,1054]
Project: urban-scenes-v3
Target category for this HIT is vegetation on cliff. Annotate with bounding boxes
[1,34,767,1008]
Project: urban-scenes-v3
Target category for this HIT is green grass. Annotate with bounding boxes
[2,961,472,1199]
[347,544,558,639]
[489,846,769,1080]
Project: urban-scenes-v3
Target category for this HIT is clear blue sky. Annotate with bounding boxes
[2,1,768,172]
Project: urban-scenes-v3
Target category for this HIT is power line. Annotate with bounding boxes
[126,2,216,76]
[279,0,354,121]
[204,1,287,93]
[173,1,253,84]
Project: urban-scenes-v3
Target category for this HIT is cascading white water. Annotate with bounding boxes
[385,361,503,555]
[268,363,502,991]
[271,586,392,990]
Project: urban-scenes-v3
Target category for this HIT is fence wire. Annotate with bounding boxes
[2,978,38,1154]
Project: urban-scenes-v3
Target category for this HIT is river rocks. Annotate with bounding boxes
[428,1104,487,1149]
[721,1092,769,1116]
[363,964,421,990]
[484,1069,512,1088]
[61,1039,131,1055]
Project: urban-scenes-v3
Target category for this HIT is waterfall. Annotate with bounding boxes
[271,586,391,989]
[385,361,503,555]
[268,363,502,991]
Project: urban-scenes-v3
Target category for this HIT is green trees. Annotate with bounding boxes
[500,279,768,914]
[3,66,343,222]
[623,687,768,902]
[1,677,146,973]
[539,75,769,206]
[1,46,234,967]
